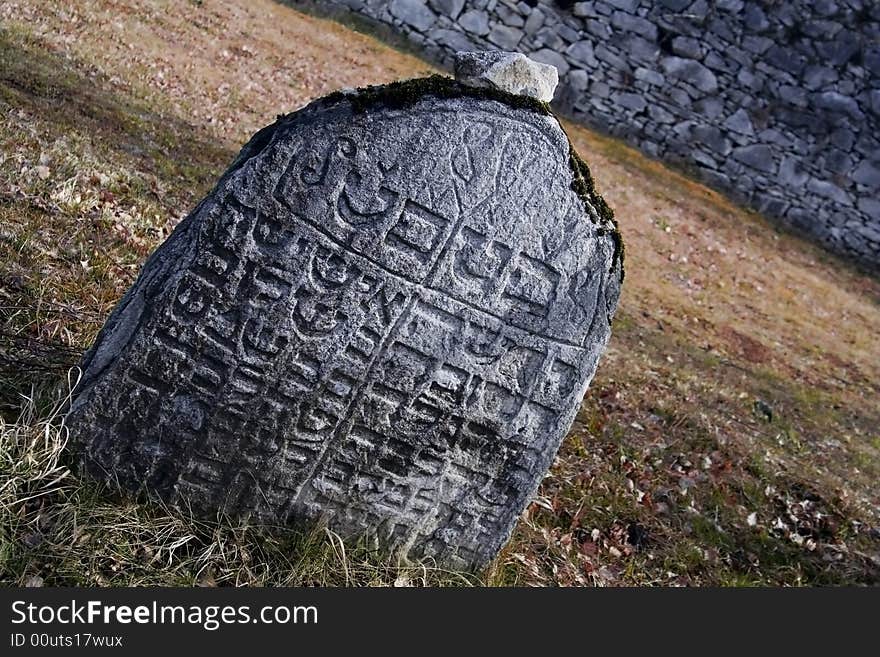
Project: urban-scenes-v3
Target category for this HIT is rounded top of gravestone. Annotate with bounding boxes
[454,51,559,103]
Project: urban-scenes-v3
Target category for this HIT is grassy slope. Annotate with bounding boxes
[1,0,878,586]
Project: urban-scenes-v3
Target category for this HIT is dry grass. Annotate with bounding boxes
[0,0,878,586]
[0,378,478,586]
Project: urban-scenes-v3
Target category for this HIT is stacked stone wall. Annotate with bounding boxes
[298,0,880,268]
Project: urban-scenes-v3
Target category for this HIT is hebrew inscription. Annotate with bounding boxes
[65,83,623,569]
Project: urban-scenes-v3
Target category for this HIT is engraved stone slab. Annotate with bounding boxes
[65,76,623,569]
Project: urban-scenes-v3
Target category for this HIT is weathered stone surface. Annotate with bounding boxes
[807,178,850,205]
[614,92,646,113]
[723,108,755,136]
[567,68,590,91]
[487,23,523,50]
[389,0,436,32]
[779,156,809,186]
[65,76,623,570]
[733,144,776,173]
[431,28,474,53]
[693,125,731,156]
[610,11,658,42]
[458,9,489,36]
[427,0,463,19]
[660,57,718,94]
[530,48,570,78]
[572,2,593,19]
[671,36,703,60]
[565,40,597,67]
[523,9,544,36]
[634,67,665,87]
[659,0,692,11]
[852,161,880,188]
[454,51,559,102]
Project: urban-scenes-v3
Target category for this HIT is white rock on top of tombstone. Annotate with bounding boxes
[453,50,559,103]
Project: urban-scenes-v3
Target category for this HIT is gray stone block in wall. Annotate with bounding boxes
[779,85,808,108]
[608,0,642,12]
[487,23,523,50]
[765,46,808,77]
[813,91,864,121]
[741,35,773,55]
[428,0,464,19]
[732,144,776,173]
[634,67,665,86]
[816,32,860,67]
[854,222,880,245]
[660,57,718,94]
[658,0,692,11]
[594,44,631,72]
[869,90,880,117]
[671,36,703,60]
[693,125,732,156]
[556,24,582,45]
[610,11,659,42]
[864,46,880,77]
[859,198,880,221]
[568,68,590,91]
[64,63,623,570]
[723,108,755,136]
[304,0,880,268]
[693,97,724,119]
[716,0,744,11]
[530,48,571,77]
[830,128,855,151]
[523,8,544,35]
[807,178,851,205]
[823,149,853,176]
[754,192,789,217]
[389,0,437,32]
[566,41,598,67]
[803,65,838,91]
[743,4,770,32]
[778,157,808,187]
[533,25,566,51]
[648,103,675,124]
[496,4,525,28]
[432,28,476,52]
[572,2,594,19]
[584,18,612,40]
[614,92,647,113]
[458,9,490,36]
[852,161,880,188]
[621,34,662,60]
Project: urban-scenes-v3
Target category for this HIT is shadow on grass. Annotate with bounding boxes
[0,26,234,192]
[0,26,236,414]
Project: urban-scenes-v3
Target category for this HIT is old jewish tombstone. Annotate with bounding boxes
[65,52,624,570]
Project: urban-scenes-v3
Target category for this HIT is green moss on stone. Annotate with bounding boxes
[567,144,625,282]
[321,74,552,115]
